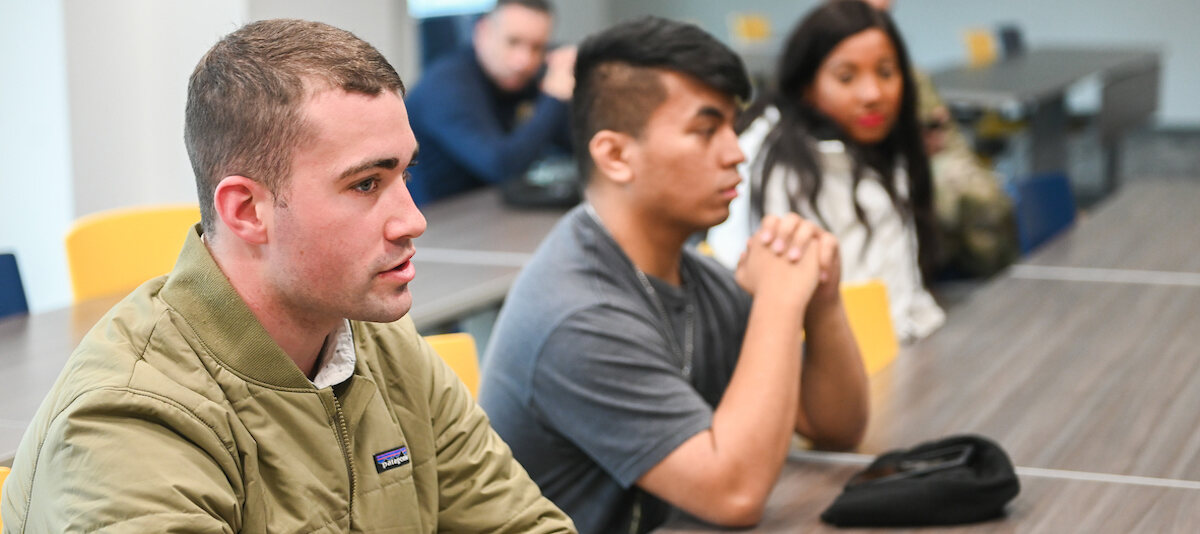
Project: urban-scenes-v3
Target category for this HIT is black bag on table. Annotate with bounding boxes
[821,434,1020,527]
[499,155,581,209]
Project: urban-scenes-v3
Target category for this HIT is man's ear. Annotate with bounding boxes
[588,130,635,185]
[212,175,272,245]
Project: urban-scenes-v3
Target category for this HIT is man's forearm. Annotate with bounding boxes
[796,300,869,449]
[638,215,826,526]
[706,294,808,506]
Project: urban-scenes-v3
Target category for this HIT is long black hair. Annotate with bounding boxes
[739,0,938,283]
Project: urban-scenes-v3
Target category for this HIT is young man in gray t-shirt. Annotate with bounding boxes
[480,17,869,534]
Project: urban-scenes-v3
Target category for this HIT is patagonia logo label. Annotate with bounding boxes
[374,445,410,473]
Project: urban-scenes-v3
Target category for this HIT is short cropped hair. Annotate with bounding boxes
[571,17,751,180]
[491,0,553,16]
[184,19,404,234]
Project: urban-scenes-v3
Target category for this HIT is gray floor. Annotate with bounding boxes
[1086,126,1200,203]
[1116,127,1200,181]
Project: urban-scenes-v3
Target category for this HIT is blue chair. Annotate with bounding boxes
[1006,172,1076,254]
[0,253,30,319]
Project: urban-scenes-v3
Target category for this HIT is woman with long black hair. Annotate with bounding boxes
[710,0,944,341]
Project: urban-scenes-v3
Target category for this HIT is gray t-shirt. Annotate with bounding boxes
[479,206,753,534]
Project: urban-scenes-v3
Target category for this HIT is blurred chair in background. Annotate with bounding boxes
[1006,172,1077,254]
[65,204,201,302]
[840,280,899,375]
[425,332,481,398]
[963,27,998,67]
[0,464,11,529]
[0,252,29,319]
[957,26,1027,168]
[729,12,772,47]
[417,13,479,69]
[997,23,1026,59]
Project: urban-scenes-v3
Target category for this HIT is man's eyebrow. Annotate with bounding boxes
[696,106,728,122]
[408,146,419,166]
[338,157,400,181]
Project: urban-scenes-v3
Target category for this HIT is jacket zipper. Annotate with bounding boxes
[332,396,358,516]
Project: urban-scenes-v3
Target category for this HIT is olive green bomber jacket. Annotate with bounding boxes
[1,228,575,533]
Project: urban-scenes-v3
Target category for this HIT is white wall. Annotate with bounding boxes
[65,0,420,222]
[0,0,75,312]
[611,0,1200,127]
[552,0,612,45]
[891,0,1199,127]
[64,0,246,218]
[249,0,420,87]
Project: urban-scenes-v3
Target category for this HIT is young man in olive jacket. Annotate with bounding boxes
[1,19,574,533]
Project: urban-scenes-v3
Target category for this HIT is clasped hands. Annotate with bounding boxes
[734,213,842,313]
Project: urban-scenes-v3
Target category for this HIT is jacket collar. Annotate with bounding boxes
[159,225,315,390]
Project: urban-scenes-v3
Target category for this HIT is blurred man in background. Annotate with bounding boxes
[406,0,575,204]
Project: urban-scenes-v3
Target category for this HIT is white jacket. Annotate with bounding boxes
[710,106,944,342]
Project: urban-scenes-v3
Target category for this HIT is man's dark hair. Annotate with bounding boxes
[490,0,553,16]
[184,19,404,235]
[571,16,751,180]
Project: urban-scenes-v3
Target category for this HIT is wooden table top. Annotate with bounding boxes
[417,187,571,256]
[1018,180,1200,273]
[658,456,1200,533]
[658,180,1200,531]
[864,277,1200,480]
[407,187,570,329]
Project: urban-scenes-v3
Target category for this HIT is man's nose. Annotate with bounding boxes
[384,184,426,242]
[511,45,537,72]
[720,126,745,167]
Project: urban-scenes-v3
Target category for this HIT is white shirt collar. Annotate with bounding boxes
[311,319,357,389]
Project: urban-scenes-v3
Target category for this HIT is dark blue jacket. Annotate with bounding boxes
[406,47,571,205]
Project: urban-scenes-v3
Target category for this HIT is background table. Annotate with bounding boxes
[931,48,1158,112]
[411,188,569,330]
[931,46,1160,192]
[658,180,1200,531]
[418,187,568,257]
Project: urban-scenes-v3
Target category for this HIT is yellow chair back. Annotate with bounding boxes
[0,465,10,529]
[840,280,899,375]
[425,333,481,398]
[730,13,772,45]
[964,28,999,67]
[65,204,201,302]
